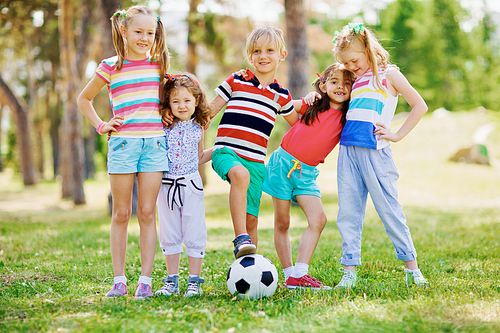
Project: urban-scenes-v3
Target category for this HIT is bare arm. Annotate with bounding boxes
[198,130,213,165]
[209,95,227,119]
[203,95,228,130]
[283,110,299,127]
[77,75,123,134]
[292,99,303,112]
[374,68,428,143]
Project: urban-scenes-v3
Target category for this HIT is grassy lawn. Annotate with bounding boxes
[1,110,500,332]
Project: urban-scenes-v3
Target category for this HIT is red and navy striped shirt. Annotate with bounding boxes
[214,70,294,163]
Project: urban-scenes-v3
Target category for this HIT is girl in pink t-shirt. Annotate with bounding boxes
[78,6,169,299]
[262,63,354,290]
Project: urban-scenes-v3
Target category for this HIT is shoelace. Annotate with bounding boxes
[166,282,176,290]
[301,275,323,286]
[339,271,355,283]
[187,282,198,293]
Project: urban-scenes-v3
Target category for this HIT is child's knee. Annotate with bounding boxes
[274,217,290,233]
[136,204,156,222]
[228,166,250,185]
[246,214,258,232]
[112,207,132,223]
[311,213,327,231]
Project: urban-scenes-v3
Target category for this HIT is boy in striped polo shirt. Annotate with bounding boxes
[210,26,299,258]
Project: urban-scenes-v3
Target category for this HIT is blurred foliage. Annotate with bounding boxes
[309,0,500,112]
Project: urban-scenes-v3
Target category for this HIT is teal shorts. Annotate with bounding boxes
[211,147,265,217]
[107,136,168,174]
[263,147,321,204]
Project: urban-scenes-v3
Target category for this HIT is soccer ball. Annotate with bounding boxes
[226,254,278,299]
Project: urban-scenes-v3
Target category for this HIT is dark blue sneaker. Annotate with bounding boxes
[232,234,257,258]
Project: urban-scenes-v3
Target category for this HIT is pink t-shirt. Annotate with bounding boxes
[280,101,343,166]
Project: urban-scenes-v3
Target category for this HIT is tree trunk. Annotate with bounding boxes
[77,0,95,180]
[59,0,86,204]
[0,73,37,185]
[187,0,207,185]
[48,76,61,179]
[284,0,310,99]
[186,0,202,74]
[0,104,3,172]
[97,0,122,60]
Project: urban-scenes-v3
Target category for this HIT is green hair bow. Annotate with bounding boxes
[348,22,364,34]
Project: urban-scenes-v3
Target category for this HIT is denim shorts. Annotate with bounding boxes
[211,147,265,217]
[107,136,169,174]
[263,147,321,203]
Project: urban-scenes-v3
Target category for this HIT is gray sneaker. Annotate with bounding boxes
[184,276,205,297]
[404,268,429,287]
[155,275,179,297]
[335,268,357,289]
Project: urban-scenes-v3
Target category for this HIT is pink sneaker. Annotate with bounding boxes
[105,282,128,297]
[286,274,332,290]
[134,283,153,298]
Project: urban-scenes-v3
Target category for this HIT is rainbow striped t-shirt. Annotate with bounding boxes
[96,56,164,138]
[340,67,398,150]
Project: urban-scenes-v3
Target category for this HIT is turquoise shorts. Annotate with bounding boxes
[107,136,169,174]
[263,147,321,203]
[211,147,265,217]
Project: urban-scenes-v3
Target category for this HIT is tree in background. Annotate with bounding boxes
[285,0,309,99]
[0,2,41,185]
[58,0,86,204]
[379,0,500,112]
[0,73,36,185]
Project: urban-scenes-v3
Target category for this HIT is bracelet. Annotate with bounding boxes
[96,122,106,135]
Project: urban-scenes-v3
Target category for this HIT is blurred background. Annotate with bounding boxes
[1,0,499,206]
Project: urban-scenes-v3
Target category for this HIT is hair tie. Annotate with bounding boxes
[96,121,106,135]
[114,10,126,19]
[348,22,364,34]
[155,13,161,22]
[311,71,324,86]
[165,73,200,87]
[332,31,340,44]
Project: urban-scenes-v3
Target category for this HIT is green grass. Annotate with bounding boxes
[1,110,500,332]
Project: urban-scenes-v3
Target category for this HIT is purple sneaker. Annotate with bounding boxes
[105,282,128,297]
[134,283,153,298]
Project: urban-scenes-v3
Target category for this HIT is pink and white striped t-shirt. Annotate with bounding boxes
[96,56,164,138]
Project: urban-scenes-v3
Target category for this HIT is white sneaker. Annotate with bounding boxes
[335,268,357,289]
[184,276,205,297]
[404,268,429,287]
[155,275,179,296]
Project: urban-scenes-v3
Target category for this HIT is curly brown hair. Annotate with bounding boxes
[159,73,211,128]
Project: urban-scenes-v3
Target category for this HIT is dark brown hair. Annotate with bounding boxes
[301,63,355,126]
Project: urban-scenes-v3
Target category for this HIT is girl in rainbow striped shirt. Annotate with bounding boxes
[78,5,169,298]
[332,22,429,289]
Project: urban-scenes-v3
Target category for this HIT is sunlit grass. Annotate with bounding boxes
[1,111,500,332]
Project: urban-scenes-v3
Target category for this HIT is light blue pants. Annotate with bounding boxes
[336,145,417,266]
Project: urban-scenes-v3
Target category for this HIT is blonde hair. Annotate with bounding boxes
[245,26,286,63]
[110,5,170,78]
[333,23,390,90]
[160,73,211,129]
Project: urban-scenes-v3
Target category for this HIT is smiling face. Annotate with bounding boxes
[169,87,197,122]
[319,70,353,109]
[121,14,157,60]
[248,37,287,76]
[336,45,371,77]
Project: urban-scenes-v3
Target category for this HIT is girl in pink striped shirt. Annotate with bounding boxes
[78,5,169,298]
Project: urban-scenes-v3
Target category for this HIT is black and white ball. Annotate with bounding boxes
[226,254,278,299]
